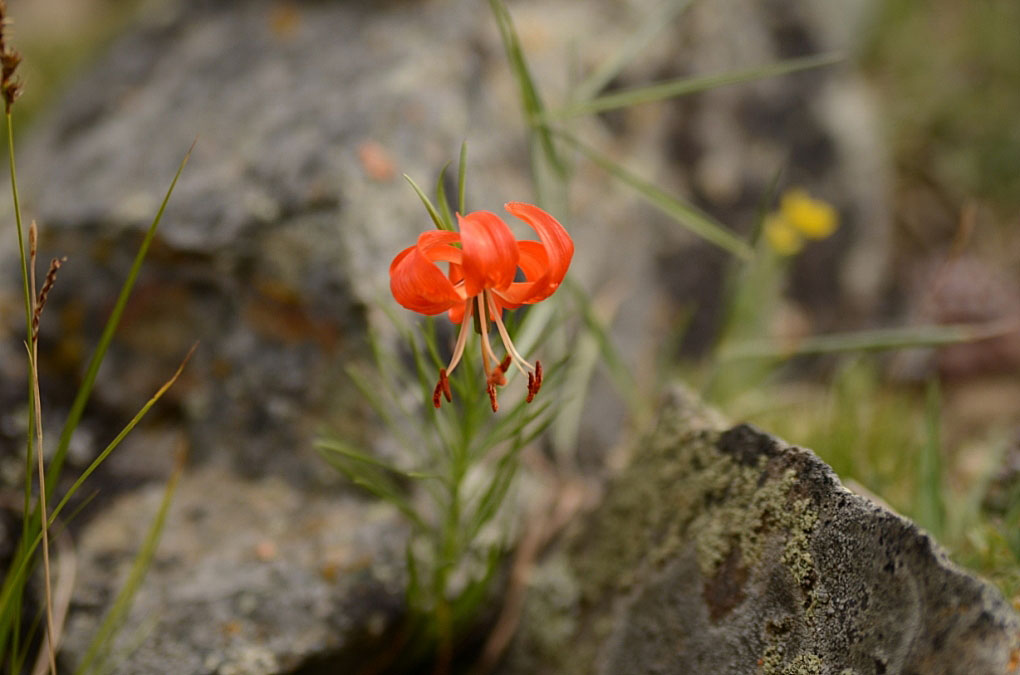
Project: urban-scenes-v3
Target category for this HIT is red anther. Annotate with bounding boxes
[432,380,444,408]
[534,361,543,391]
[499,355,512,373]
[440,369,452,402]
[487,383,499,412]
[526,372,536,403]
[487,368,506,388]
[433,369,452,408]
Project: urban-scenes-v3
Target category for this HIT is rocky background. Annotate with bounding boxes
[0,0,1017,672]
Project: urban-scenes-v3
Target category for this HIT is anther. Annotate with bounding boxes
[432,369,452,408]
[487,383,499,412]
[499,355,512,373]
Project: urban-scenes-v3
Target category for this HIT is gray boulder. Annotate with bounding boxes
[502,389,1020,674]
[60,465,408,674]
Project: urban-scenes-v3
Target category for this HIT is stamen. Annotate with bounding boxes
[487,382,499,412]
[528,360,543,402]
[433,368,451,408]
[477,294,501,376]
[445,300,474,376]
[499,355,512,373]
[486,292,534,376]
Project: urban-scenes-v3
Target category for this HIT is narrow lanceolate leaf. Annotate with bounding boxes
[488,0,565,176]
[556,52,843,119]
[556,131,753,260]
[314,438,418,481]
[48,142,194,497]
[718,321,1020,361]
[74,450,186,675]
[404,174,451,231]
[315,445,426,531]
[457,141,468,214]
[570,0,694,104]
[435,161,455,231]
[915,379,944,539]
[0,345,196,640]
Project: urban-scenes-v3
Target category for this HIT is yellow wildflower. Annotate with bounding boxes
[763,213,804,256]
[780,188,838,239]
[763,188,839,256]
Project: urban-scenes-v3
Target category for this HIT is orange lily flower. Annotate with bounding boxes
[390,202,573,412]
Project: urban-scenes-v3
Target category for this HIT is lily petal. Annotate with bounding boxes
[504,202,573,300]
[389,231,464,314]
[459,211,519,296]
[493,240,551,309]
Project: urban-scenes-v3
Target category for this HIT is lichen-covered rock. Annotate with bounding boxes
[503,389,1020,675]
[60,465,408,674]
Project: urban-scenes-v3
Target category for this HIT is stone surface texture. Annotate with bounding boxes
[502,388,1020,675]
[60,466,408,674]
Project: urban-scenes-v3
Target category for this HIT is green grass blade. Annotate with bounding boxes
[435,161,455,230]
[557,52,843,119]
[467,453,520,541]
[404,173,451,231]
[405,540,423,610]
[488,0,565,177]
[556,130,753,259]
[47,143,193,498]
[316,437,446,484]
[570,0,694,103]
[567,280,644,415]
[915,379,944,539]
[74,451,185,675]
[457,141,468,214]
[316,447,426,531]
[717,321,1020,361]
[0,346,194,645]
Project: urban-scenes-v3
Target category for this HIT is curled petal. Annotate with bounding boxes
[417,230,463,265]
[459,211,519,296]
[390,236,463,315]
[504,202,573,301]
[493,240,551,309]
[448,301,467,324]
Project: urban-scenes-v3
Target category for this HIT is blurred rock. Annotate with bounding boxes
[502,388,1020,674]
[895,255,1020,380]
[0,0,888,485]
[60,465,408,674]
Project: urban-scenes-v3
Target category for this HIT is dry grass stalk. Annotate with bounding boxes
[27,219,58,675]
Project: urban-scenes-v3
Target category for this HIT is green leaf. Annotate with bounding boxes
[566,279,645,416]
[488,0,565,177]
[466,451,521,541]
[0,345,194,654]
[556,52,843,119]
[316,445,426,531]
[914,379,944,539]
[435,161,455,230]
[404,173,451,231]
[47,143,193,498]
[570,0,694,103]
[75,451,184,675]
[717,321,1019,361]
[457,141,468,214]
[555,130,754,260]
[316,438,408,475]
